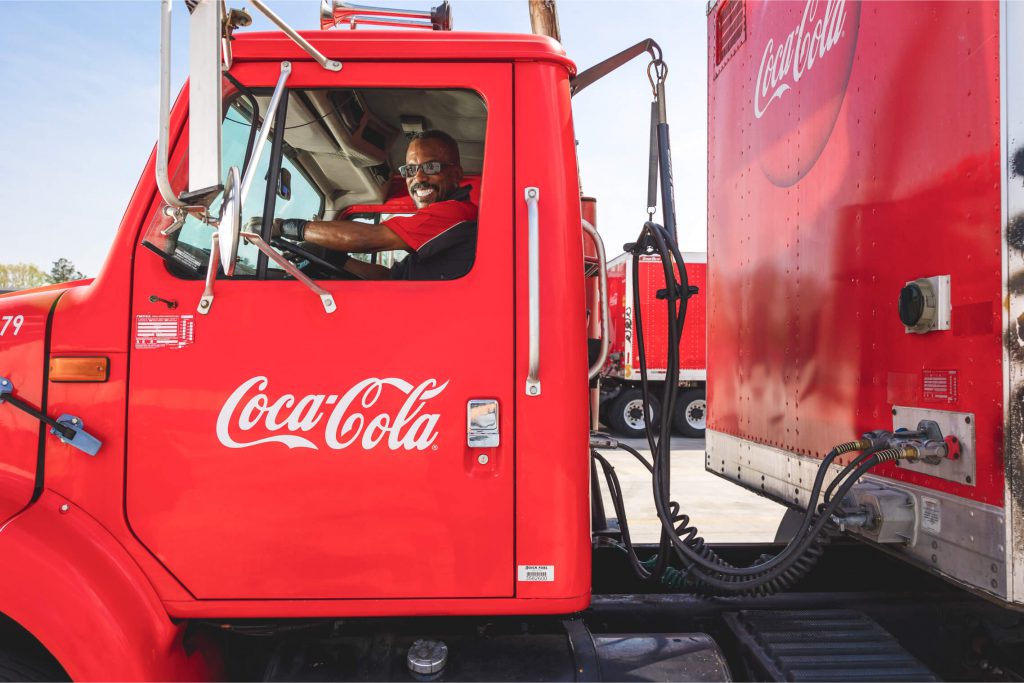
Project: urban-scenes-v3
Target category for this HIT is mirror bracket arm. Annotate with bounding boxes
[250,0,342,71]
[241,231,338,314]
[197,232,221,315]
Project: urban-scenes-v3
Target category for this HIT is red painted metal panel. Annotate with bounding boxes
[230,31,576,74]
[513,61,591,605]
[680,262,707,372]
[0,491,218,681]
[707,1,1002,503]
[635,257,707,374]
[606,257,628,373]
[42,99,198,604]
[0,289,64,523]
[126,61,516,602]
[603,255,707,379]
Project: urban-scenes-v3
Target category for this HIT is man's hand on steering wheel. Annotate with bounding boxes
[244,217,307,241]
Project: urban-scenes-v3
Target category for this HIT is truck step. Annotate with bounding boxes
[722,610,936,682]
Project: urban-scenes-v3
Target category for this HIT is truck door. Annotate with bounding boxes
[126,62,514,600]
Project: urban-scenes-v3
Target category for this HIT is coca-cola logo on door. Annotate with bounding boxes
[752,0,860,186]
[216,376,449,451]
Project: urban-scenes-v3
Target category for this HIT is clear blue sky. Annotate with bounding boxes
[0,0,707,277]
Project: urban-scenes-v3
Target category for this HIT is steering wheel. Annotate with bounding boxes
[270,237,360,280]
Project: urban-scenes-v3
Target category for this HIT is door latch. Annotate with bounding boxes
[467,399,499,448]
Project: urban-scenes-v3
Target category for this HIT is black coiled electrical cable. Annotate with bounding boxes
[595,219,910,595]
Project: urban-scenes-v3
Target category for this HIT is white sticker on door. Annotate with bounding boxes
[517,565,554,582]
[135,315,195,350]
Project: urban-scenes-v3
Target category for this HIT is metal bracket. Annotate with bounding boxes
[197,232,220,315]
[160,206,188,237]
[50,414,102,457]
[0,377,102,456]
[892,406,976,486]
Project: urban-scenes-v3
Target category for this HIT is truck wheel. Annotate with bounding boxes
[0,648,67,682]
[608,388,660,438]
[673,388,706,438]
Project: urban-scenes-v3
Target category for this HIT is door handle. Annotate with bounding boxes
[525,187,541,396]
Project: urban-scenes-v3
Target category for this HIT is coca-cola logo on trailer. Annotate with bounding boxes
[216,376,449,451]
[752,0,860,187]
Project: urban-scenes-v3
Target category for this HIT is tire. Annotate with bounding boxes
[607,388,661,439]
[0,648,67,682]
[672,387,706,438]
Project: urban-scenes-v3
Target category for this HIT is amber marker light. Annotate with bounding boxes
[49,357,110,383]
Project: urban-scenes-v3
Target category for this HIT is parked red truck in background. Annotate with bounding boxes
[600,252,707,438]
[4,0,1024,681]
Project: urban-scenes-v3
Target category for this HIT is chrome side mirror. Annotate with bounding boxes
[218,166,242,276]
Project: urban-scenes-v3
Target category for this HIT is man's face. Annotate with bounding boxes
[405,138,463,209]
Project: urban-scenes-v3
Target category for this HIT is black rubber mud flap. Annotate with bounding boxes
[563,618,600,682]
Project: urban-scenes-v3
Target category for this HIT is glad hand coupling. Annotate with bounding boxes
[860,421,957,465]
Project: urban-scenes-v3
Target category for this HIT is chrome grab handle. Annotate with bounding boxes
[582,219,610,380]
[525,187,541,396]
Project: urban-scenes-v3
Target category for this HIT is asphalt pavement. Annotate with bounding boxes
[594,436,787,543]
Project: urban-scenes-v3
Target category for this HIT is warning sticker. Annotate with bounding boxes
[922,369,958,404]
[920,497,941,534]
[517,565,555,582]
[134,315,195,350]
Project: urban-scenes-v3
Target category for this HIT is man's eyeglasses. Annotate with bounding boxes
[398,161,458,178]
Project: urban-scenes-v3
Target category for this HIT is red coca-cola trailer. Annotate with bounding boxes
[600,252,707,438]
[707,0,1024,608]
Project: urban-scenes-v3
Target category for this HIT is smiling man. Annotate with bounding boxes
[275,130,478,280]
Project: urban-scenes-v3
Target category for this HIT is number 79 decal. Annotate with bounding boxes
[0,315,25,336]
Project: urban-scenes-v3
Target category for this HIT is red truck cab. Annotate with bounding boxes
[0,26,591,680]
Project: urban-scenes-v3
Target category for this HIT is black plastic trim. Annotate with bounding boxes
[29,291,66,505]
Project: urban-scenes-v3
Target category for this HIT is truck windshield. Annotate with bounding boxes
[143,92,324,277]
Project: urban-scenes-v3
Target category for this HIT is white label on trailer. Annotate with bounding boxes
[517,565,554,582]
[921,497,942,534]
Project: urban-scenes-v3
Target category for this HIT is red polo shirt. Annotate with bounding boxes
[384,185,477,251]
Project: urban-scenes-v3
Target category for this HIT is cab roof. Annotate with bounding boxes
[232,30,577,75]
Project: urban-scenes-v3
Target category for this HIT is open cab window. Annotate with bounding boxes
[143,86,486,281]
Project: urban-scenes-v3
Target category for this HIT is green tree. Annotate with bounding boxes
[0,263,48,290]
[47,258,85,284]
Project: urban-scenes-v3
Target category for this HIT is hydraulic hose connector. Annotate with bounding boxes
[838,439,871,454]
[873,446,920,463]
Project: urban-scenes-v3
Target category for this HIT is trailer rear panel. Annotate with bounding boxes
[706,0,1024,604]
